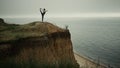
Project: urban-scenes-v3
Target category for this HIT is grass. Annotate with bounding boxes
[0,21,65,43]
[0,60,79,68]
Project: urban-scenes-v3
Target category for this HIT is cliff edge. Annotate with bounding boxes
[0,21,79,68]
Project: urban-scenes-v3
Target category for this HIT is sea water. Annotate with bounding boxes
[4,17,120,68]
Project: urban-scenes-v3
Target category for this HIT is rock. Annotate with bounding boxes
[0,18,5,25]
[0,22,79,68]
[0,18,4,23]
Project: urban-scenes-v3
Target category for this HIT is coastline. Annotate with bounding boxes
[74,53,107,68]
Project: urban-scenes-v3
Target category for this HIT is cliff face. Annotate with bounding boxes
[0,21,79,68]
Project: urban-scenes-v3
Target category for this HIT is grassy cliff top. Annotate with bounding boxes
[0,21,65,43]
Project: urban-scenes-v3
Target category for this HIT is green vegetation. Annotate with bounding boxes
[0,21,64,43]
[0,61,78,68]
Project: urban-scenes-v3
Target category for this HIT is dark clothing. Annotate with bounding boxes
[40,8,47,22]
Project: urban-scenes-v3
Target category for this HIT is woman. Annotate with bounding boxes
[40,8,47,22]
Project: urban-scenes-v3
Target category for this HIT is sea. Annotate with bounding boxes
[4,17,120,68]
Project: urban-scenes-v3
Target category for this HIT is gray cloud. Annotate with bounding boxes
[0,0,120,17]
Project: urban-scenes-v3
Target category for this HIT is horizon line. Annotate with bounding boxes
[1,13,120,18]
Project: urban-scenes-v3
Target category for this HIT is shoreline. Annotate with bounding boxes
[74,53,107,68]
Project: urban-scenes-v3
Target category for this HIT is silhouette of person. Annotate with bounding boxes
[40,8,47,22]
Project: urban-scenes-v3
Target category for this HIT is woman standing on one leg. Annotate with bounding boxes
[40,8,47,22]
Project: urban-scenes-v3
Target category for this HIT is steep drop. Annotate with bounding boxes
[0,21,79,68]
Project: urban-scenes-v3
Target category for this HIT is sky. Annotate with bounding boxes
[0,0,120,18]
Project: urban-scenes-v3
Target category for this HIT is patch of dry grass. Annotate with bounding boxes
[0,21,65,43]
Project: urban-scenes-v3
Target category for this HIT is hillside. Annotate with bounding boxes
[0,21,64,43]
[0,21,79,68]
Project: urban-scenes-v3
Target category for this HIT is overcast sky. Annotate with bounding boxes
[0,0,120,17]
